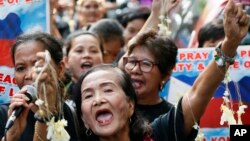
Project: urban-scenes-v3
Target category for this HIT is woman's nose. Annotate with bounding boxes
[131,62,142,74]
[24,68,33,80]
[82,51,91,58]
[92,93,107,106]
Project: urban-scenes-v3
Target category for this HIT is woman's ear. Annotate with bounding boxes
[128,99,135,117]
[58,61,65,79]
[160,70,172,90]
[63,56,69,69]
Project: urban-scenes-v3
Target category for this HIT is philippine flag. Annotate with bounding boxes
[0,13,23,67]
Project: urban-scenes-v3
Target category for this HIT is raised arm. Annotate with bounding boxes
[136,0,180,36]
[182,0,250,134]
[126,0,180,49]
[50,0,62,39]
[119,0,180,68]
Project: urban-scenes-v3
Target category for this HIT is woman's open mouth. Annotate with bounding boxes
[95,109,113,126]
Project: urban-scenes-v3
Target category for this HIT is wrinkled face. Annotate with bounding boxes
[102,39,122,63]
[123,19,146,45]
[125,47,162,101]
[65,34,103,82]
[81,70,134,137]
[14,41,45,88]
[80,0,104,24]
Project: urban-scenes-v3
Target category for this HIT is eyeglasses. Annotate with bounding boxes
[123,57,158,73]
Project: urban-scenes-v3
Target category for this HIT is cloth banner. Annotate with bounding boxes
[0,0,50,104]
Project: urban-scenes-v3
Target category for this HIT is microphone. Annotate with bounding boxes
[5,85,37,131]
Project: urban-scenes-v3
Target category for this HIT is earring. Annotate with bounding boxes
[129,117,132,124]
[160,81,165,90]
[86,128,92,136]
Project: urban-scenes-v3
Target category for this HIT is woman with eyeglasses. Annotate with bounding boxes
[113,0,181,123]
[123,31,177,122]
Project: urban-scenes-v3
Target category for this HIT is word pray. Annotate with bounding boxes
[178,51,209,61]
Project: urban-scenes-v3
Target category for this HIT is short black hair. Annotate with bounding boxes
[128,30,178,78]
[198,19,225,47]
[89,19,125,47]
[64,30,103,56]
[11,32,63,65]
[119,7,150,28]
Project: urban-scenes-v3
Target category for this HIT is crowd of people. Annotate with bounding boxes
[0,0,250,141]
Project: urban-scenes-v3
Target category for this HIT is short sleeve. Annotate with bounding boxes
[150,97,198,141]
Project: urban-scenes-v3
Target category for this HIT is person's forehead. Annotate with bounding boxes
[130,46,155,60]
[82,0,102,5]
[83,69,121,84]
[15,41,45,52]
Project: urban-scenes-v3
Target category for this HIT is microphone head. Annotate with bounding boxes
[24,85,37,103]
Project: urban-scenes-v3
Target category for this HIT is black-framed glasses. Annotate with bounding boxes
[123,57,158,73]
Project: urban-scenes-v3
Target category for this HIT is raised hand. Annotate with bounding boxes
[151,0,180,16]
[224,0,250,44]
[32,51,62,118]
